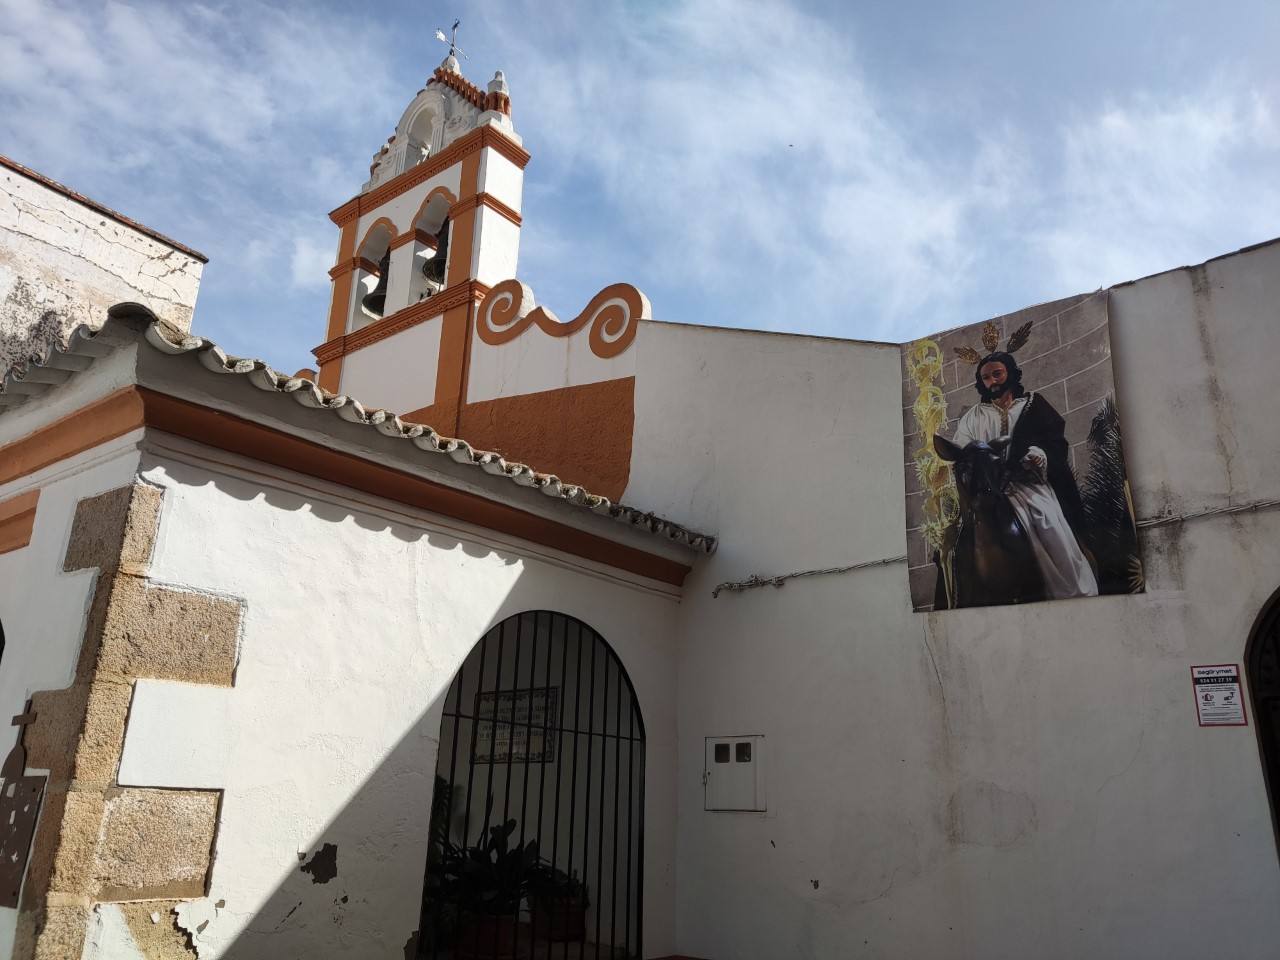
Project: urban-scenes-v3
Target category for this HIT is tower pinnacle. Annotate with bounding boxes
[434,18,466,74]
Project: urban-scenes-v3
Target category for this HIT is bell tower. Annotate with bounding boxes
[310,31,653,502]
[312,44,528,432]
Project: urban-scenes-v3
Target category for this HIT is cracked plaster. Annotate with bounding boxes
[0,163,202,390]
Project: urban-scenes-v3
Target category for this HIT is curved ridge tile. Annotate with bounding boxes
[8,314,719,555]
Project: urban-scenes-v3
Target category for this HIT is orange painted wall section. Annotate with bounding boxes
[456,377,635,502]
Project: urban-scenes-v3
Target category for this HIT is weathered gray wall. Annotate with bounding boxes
[626,239,1280,959]
[0,160,202,384]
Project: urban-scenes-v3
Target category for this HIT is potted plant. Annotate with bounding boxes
[432,798,541,959]
[528,863,588,944]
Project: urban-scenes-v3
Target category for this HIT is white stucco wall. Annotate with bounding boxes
[352,166,463,248]
[478,149,523,213]
[0,437,144,960]
[471,207,521,287]
[114,442,681,958]
[622,242,1280,958]
[0,162,202,381]
[466,318,636,405]
[338,316,442,414]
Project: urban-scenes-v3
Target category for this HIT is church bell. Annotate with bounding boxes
[361,250,391,319]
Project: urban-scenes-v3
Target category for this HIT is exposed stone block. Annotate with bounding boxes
[94,790,219,902]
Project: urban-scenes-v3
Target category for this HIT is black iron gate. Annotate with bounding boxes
[1247,590,1280,859]
[420,611,645,959]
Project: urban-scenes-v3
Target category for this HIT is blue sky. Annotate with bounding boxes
[2,0,1277,374]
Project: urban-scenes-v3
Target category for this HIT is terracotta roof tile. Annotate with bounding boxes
[1,317,717,555]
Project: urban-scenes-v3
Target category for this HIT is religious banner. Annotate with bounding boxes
[473,687,559,763]
[900,293,1143,611]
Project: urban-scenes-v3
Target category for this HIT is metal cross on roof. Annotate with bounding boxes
[434,18,469,61]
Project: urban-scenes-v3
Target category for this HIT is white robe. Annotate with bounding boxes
[951,396,1099,600]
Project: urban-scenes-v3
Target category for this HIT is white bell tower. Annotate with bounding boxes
[312,38,527,434]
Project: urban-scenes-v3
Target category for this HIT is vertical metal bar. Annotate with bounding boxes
[636,731,646,960]
[481,617,508,842]
[610,658,623,953]
[547,615,572,955]
[461,630,489,850]
[528,612,555,949]
[496,616,523,959]
[593,648,611,958]
[579,624,599,958]
[563,622,587,960]
[426,668,467,960]
[512,613,538,957]
[624,695,635,958]
[446,631,488,960]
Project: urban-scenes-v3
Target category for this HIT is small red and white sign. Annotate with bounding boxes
[1191,664,1248,727]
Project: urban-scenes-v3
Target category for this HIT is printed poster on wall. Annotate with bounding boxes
[1191,665,1248,726]
[900,293,1143,611]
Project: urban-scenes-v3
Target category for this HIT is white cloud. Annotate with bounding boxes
[484,0,1278,341]
[1,0,1276,364]
[0,0,400,365]
[483,0,1030,339]
[290,233,335,290]
[1042,90,1280,290]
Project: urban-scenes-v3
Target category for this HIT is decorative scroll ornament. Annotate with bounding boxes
[477,279,650,359]
[954,319,1034,364]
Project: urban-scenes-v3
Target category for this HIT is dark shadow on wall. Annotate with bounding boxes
[212,702,445,958]
[174,551,652,960]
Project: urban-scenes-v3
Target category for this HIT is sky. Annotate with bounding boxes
[2,0,1278,374]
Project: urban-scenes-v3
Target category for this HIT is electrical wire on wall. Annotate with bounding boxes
[710,496,1280,598]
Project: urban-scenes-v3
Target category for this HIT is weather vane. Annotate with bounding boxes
[434,18,468,61]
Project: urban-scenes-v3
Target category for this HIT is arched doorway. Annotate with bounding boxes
[420,612,645,959]
[1247,588,1280,856]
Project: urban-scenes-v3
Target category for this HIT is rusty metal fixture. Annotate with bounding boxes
[0,702,46,908]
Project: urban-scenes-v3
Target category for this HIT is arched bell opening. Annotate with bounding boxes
[419,611,645,959]
[355,220,396,325]
[412,193,453,301]
[407,103,443,169]
[1246,585,1280,861]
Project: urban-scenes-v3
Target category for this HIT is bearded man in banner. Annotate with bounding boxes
[935,321,1098,605]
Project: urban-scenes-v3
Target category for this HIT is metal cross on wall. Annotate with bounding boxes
[0,702,46,908]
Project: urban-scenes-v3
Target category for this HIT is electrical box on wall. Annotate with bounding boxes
[704,735,765,811]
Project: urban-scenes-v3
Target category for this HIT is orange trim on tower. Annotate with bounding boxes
[328,256,381,279]
[390,227,439,251]
[449,192,522,227]
[322,220,359,324]
[434,302,473,437]
[330,197,361,228]
[412,185,460,231]
[317,361,342,394]
[327,126,529,228]
[424,150,484,435]
[430,67,487,108]
[312,280,490,364]
[356,217,398,257]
